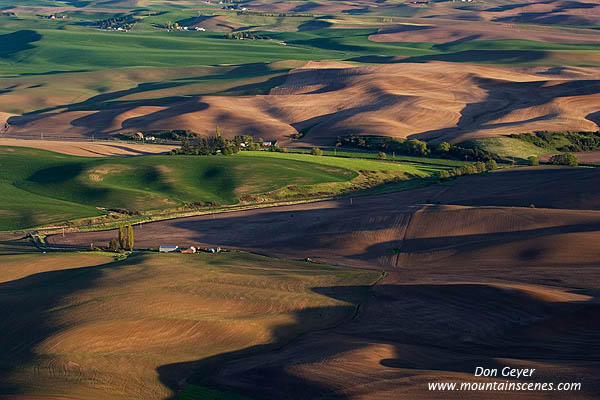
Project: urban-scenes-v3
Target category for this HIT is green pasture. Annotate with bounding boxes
[0,146,358,230]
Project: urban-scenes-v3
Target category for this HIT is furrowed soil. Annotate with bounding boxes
[47,166,600,399]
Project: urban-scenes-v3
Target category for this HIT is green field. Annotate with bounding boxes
[3,11,600,78]
[468,137,553,162]
[238,150,451,174]
[0,146,360,230]
[0,146,463,230]
[285,147,468,167]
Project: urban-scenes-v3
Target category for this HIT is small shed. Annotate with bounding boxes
[159,245,179,253]
[181,246,197,254]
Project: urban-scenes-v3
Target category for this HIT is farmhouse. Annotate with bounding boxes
[134,132,144,140]
[181,246,197,254]
[159,245,178,253]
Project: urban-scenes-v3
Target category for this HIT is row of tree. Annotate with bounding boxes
[336,135,497,162]
[437,160,498,180]
[510,131,600,152]
[225,32,270,40]
[95,14,137,30]
[109,224,134,252]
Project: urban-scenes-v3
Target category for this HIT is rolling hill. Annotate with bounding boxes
[6,62,600,146]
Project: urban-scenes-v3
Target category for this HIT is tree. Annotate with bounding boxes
[485,159,498,171]
[406,139,429,156]
[127,225,134,251]
[181,137,191,154]
[311,147,323,156]
[437,142,451,152]
[474,161,486,173]
[549,152,578,166]
[437,170,450,180]
[118,225,127,249]
[377,151,387,160]
[109,238,120,253]
[461,165,477,175]
[527,155,539,166]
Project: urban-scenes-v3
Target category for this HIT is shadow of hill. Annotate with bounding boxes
[7,63,293,138]
[0,254,134,394]
[399,50,549,65]
[0,30,41,59]
[156,284,374,399]
[160,283,600,399]
[409,77,600,142]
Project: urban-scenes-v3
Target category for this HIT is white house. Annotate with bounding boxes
[159,245,179,253]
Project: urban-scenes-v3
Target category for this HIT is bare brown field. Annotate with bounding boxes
[241,0,365,14]
[405,0,600,27]
[370,21,600,44]
[34,167,600,398]
[540,151,600,164]
[477,0,600,26]
[7,63,600,145]
[0,252,380,399]
[0,139,177,157]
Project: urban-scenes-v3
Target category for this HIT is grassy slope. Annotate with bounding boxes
[0,145,465,230]
[468,137,558,161]
[286,148,468,167]
[0,251,381,399]
[0,146,358,230]
[0,147,103,230]
[237,150,445,174]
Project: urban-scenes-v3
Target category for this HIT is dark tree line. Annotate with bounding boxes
[510,131,600,152]
[95,14,137,30]
[225,32,270,40]
[336,135,497,161]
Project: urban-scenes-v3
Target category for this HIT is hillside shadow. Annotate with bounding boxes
[355,221,600,260]
[399,49,548,64]
[409,78,600,142]
[157,282,600,399]
[298,20,333,31]
[0,254,138,394]
[291,86,411,140]
[0,30,41,59]
[7,63,293,138]
[156,284,373,399]
[21,162,111,202]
